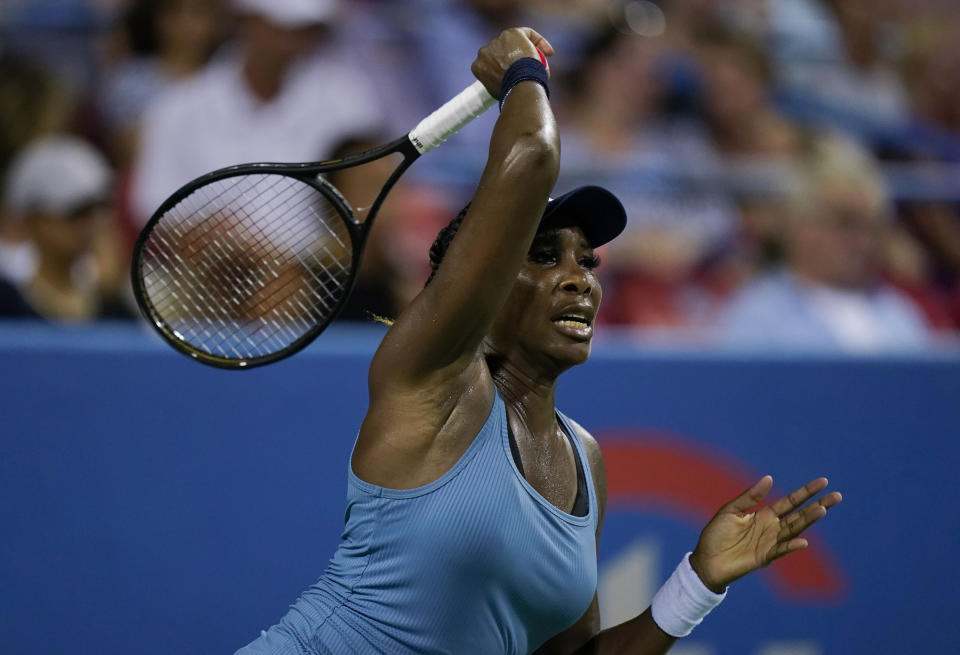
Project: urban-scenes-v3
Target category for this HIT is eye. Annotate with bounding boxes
[580,253,601,270]
[528,249,558,265]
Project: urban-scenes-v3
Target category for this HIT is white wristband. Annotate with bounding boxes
[650,553,727,638]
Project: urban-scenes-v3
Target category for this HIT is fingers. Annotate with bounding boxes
[519,27,554,56]
[768,477,829,517]
[777,491,843,542]
[768,537,809,563]
[475,27,555,92]
[725,475,773,514]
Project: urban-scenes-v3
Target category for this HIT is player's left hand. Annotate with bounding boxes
[688,476,842,593]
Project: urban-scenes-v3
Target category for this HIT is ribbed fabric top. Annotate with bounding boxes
[236,392,598,655]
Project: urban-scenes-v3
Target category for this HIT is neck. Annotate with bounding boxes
[487,351,560,437]
[242,54,286,101]
[160,48,207,78]
[35,254,75,290]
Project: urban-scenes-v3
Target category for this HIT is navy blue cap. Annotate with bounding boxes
[539,185,626,247]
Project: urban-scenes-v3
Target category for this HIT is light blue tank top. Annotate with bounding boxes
[235,392,598,655]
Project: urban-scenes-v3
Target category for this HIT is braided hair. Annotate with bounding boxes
[425,201,471,286]
[426,201,575,287]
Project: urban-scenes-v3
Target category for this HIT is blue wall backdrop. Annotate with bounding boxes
[1,323,958,654]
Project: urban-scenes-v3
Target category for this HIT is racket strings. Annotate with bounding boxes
[139,173,354,361]
[146,184,317,320]
[148,177,348,343]
[146,204,345,356]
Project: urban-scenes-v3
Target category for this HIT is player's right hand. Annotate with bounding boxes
[471,27,553,99]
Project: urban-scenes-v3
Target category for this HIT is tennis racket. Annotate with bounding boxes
[132,81,495,369]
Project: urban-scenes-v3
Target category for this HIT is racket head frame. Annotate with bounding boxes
[131,136,420,369]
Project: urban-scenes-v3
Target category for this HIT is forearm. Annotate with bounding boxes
[575,608,676,655]
[552,554,725,655]
[369,28,559,381]
[449,81,559,284]
[445,30,560,290]
[397,80,558,366]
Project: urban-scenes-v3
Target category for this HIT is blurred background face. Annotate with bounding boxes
[158,0,224,56]
[25,204,111,262]
[702,48,765,127]
[582,35,660,122]
[238,14,325,68]
[789,187,885,289]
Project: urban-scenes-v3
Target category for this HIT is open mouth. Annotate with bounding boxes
[552,315,592,330]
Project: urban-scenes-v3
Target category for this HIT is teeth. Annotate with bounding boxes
[555,319,589,329]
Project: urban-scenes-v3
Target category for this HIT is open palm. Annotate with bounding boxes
[689,476,843,593]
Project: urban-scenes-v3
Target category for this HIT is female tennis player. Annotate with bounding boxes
[236,27,841,655]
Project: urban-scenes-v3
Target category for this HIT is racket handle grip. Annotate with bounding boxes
[408,80,496,155]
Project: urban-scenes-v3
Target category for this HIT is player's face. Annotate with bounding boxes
[487,226,602,370]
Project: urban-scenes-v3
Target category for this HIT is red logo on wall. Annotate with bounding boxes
[600,431,847,600]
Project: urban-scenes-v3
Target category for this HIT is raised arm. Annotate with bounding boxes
[369,28,560,390]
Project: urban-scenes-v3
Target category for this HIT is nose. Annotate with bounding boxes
[559,268,592,296]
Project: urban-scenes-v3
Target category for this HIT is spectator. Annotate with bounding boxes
[770,0,910,133]
[885,16,960,329]
[558,26,735,264]
[555,26,736,329]
[882,220,957,331]
[698,27,800,161]
[717,136,931,351]
[99,0,227,166]
[901,15,960,139]
[0,55,77,286]
[0,54,76,176]
[1,134,131,321]
[129,0,382,226]
[695,25,804,277]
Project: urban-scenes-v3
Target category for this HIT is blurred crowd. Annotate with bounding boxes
[2,0,960,352]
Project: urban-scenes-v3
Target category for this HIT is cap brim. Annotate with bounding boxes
[539,185,626,248]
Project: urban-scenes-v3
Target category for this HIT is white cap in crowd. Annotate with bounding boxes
[4,134,113,218]
[232,0,339,27]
